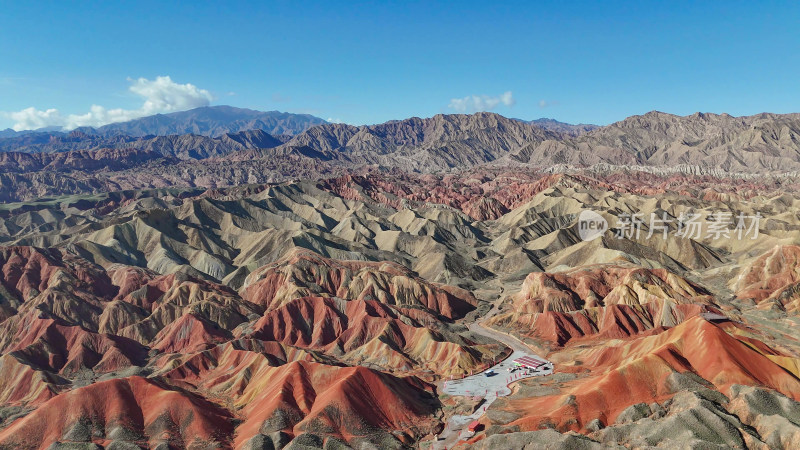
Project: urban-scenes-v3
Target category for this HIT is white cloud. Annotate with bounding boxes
[538,99,559,108]
[128,76,212,116]
[448,91,515,113]
[4,76,213,131]
[7,108,63,130]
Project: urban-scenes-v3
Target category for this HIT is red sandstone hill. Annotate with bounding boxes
[8,317,148,376]
[230,361,440,448]
[243,295,503,377]
[0,353,61,406]
[0,245,492,447]
[492,316,800,434]
[0,362,440,449]
[0,376,235,449]
[0,247,489,375]
[0,148,166,174]
[511,264,713,312]
[0,247,260,356]
[736,245,800,313]
[318,172,564,221]
[241,249,477,319]
[155,351,442,448]
[487,264,718,346]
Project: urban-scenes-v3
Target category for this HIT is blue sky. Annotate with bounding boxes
[1,1,798,129]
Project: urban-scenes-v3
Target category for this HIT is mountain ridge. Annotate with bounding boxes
[0,106,327,139]
[91,105,327,137]
[0,128,284,159]
[3,109,800,202]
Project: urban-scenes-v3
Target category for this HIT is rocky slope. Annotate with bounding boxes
[236,110,800,173]
[510,111,800,172]
[0,148,168,173]
[486,264,718,346]
[474,315,800,448]
[264,112,562,170]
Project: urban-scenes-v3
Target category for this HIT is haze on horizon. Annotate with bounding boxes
[1,1,799,130]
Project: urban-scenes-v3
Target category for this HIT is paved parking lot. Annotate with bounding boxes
[441,350,552,399]
[434,349,552,448]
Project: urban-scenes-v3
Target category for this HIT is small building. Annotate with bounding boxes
[468,420,481,433]
[513,356,547,370]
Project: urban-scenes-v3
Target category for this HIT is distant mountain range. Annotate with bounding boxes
[0,106,602,161]
[2,107,800,201]
[519,118,600,135]
[0,128,285,159]
[0,106,327,138]
[89,105,328,137]
[255,110,800,173]
[248,112,562,171]
[0,105,599,140]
